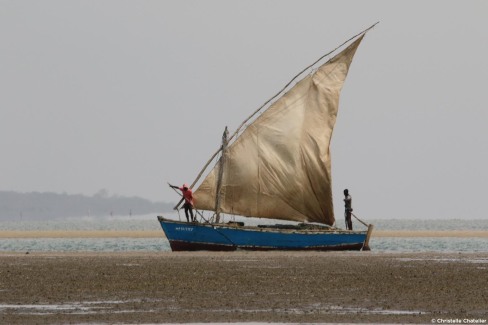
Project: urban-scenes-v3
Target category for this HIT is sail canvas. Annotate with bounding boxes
[194,35,364,226]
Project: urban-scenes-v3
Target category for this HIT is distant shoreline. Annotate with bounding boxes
[1,230,488,238]
[0,190,173,220]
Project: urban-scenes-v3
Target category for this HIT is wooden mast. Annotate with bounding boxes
[214,126,229,223]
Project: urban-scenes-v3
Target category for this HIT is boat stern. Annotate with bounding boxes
[361,224,374,251]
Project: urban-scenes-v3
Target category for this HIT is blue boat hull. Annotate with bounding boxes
[157,217,372,251]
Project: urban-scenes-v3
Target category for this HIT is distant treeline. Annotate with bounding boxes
[0,190,174,220]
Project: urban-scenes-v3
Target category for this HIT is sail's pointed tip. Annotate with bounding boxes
[352,22,379,41]
[353,22,379,41]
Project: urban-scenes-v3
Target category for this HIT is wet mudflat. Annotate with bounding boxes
[0,251,487,324]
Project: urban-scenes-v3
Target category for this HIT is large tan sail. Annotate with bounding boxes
[194,35,364,225]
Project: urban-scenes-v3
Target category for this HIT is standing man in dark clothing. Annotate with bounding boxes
[344,189,353,230]
[170,183,195,222]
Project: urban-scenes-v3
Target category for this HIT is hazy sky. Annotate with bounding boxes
[1,1,487,220]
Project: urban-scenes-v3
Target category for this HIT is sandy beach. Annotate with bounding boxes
[1,229,488,238]
[0,251,487,324]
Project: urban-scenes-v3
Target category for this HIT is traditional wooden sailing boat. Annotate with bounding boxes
[158,24,377,251]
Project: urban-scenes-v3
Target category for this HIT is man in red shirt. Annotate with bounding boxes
[170,183,195,222]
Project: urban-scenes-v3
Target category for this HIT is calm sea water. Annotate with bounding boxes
[1,214,487,253]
